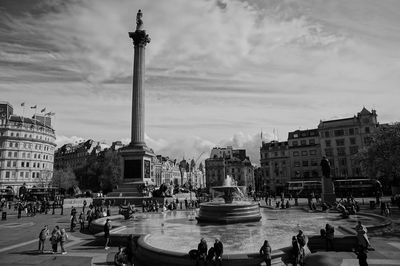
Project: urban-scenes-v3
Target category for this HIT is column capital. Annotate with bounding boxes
[129,30,151,47]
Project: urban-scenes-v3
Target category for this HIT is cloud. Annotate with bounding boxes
[55,135,85,147]
[1,0,400,163]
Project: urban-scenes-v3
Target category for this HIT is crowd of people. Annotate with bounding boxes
[37,224,69,254]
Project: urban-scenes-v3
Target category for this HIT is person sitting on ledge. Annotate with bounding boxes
[114,246,127,266]
[260,240,272,266]
[196,238,208,266]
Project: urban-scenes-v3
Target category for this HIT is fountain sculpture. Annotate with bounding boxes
[196,176,262,224]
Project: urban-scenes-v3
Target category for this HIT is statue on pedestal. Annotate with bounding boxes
[320,156,331,178]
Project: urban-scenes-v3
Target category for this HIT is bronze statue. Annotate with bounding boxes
[320,156,331,178]
[136,9,143,31]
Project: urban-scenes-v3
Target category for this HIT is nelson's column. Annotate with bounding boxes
[120,10,155,184]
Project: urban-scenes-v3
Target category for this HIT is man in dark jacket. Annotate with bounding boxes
[197,238,207,266]
[214,239,223,266]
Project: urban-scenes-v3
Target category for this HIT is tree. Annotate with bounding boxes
[198,162,204,173]
[99,149,121,193]
[356,123,400,190]
[51,167,78,191]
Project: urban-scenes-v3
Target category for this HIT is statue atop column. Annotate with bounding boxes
[129,9,150,47]
[320,156,331,178]
[136,9,143,31]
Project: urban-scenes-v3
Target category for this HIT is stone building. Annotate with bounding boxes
[260,141,290,193]
[205,146,254,191]
[318,107,378,178]
[0,102,56,194]
[288,129,322,180]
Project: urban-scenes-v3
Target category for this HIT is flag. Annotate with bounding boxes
[30,105,37,109]
[41,108,46,113]
[21,102,25,107]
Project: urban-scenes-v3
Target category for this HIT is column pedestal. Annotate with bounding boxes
[321,177,336,204]
[120,145,155,184]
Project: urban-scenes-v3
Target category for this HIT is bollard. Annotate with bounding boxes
[2,211,6,221]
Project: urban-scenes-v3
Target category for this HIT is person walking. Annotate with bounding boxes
[355,245,368,266]
[259,240,272,266]
[213,239,223,266]
[50,226,61,253]
[60,228,68,254]
[104,219,112,250]
[38,225,49,254]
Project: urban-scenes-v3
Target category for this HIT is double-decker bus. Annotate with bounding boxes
[25,187,62,201]
[333,179,381,197]
[285,181,322,198]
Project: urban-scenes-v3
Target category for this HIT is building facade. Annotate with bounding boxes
[0,102,56,194]
[205,146,254,191]
[318,107,378,178]
[259,141,290,193]
[288,129,322,180]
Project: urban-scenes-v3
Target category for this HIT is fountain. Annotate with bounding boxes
[196,175,262,224]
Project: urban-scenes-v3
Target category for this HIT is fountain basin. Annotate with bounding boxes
[196,202,261,224]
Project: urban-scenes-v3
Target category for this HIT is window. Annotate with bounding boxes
[14,152,17,158]
[325,148,333,157]
[337,147,346,156]
[350,138,356,145]
[350,146,359,154]
[309,150,317,155]
[324,131,330,138]
[15,142,19,148]
[6,161,11,167]
[26,162,30,167]
[309,139,315,145]
[301,151,308,156]
[21,162,25,167]
[311,160,318,166]
[294,161,300,167]
[334,129,345,136]
[293,151,299,157]
[32,172,36,178]
[25,172,29,178]
[336,139,345,146]
[365,127,370,133]
[12,161,17,167]
[349,128,355,135]
[292,141,298,146]
[5,172,10,178]
[300,140,307,146]
[302,160,309,167]
[8,151,12,157]
[325,140,331,147]
[20,172,24,178]
[339,158,347,166]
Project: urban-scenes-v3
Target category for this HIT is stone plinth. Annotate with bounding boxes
[321,177,336,204]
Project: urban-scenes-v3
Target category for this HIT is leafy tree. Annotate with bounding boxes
[357,123,400,189]
[198,162,204,173]
[99,149,121,193]
[51,167,78,191]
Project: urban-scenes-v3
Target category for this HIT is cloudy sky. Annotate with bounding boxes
[1,0,399,164]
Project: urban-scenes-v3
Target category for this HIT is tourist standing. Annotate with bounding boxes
[291,236,300,266]
[126,234,136,266]
[214,239,223,266]
[296,230,306,248]
[196,238,208,266]
[38,225,49,254]
[104,219,112,250]
[259,240,272,266]
[79,212,85,232]
[50,226,61,253]
[355,221,372,250]
[60,228,68,254]
[325,224,335,251]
